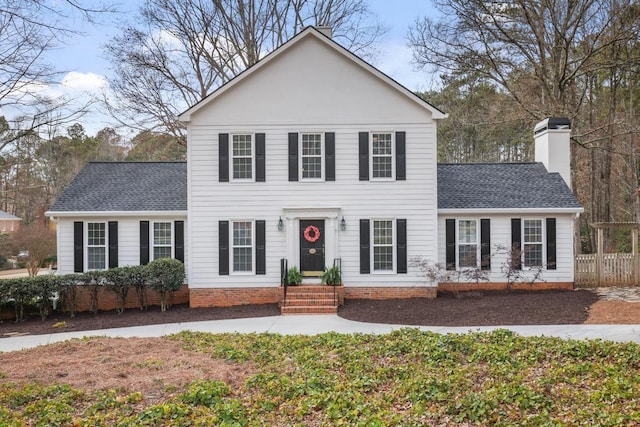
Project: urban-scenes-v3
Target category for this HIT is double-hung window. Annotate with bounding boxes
[300,133,323,180]
[371,132,394,179]
[523,219,543,267]
[153,222,173,260]
[372,220,394,271]
[87,222,106,270]
[232,221,253,273]
[457,219,478,268]
[231,134,253,180]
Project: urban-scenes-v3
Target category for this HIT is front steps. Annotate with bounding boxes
[281,285,341,314]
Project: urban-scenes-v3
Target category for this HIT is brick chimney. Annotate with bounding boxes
[534,117,571,187]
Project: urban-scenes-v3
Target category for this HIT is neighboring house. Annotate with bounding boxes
[0,210,21,234]
[47,27,582,309]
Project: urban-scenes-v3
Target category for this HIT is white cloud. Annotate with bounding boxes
[61,71,107,94]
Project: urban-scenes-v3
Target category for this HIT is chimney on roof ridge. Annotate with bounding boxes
[534,117,571,188]
[316,26,333,38]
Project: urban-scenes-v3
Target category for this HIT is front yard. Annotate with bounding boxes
[2,330,640,425]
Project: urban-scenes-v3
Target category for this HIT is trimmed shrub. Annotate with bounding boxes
[104,267,130,314]
[30,274,62,320]
[146,258,185,311]
[59,274,83,318]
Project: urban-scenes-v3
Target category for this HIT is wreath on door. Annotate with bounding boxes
[303,225,321,243]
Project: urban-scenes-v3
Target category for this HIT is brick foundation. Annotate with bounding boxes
[70,285,190,312]
[189,287,281,307]
[344,286,437,300]
[438,282,574,292]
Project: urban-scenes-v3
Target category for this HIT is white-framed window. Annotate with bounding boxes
[523,219,544,267]
[372,219,394,272]
[10,221,14,232]
[1,221,5,232]
[457,219,478,268]
[87,222,106,270]
[300,133,323,180]
[153,221,173,260]
[231,133,253,180]
[370,132,394,179]
[232,221,253,273]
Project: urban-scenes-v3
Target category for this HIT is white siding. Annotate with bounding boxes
[437,214,576,283]
[56,216,188,275]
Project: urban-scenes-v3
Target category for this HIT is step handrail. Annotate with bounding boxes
[280,258,289,306]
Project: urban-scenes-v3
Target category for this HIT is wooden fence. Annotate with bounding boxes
[575,253,640,287]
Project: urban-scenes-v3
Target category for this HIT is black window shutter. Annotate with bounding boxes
[359,132,369,181]
[397,219,407,274]
[396,131,406,181]
[256,220,266,275]
[445,218,456,270]
[325,132,335,181]
[219,133,229,182]
[288,133,298,181]
[140,221,150,265]
[73,221,84,273]
[174,220,185,263]
[255,133,265,182]
[546,218,557,270]
[219,221,229,275]
[480,219,491,270]
[511,218,522,270]
[108,221,118,268]
[360,219,370,274]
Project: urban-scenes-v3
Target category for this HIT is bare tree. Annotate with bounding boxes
[0,0,115,149]
[104,0,385,144]
[9,223,56,276]
[409,1,640,252]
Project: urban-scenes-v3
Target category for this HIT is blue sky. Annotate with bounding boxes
[42,0,438,135]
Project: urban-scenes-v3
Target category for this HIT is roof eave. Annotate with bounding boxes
[46,210,188,218]
[178,26,446,123]
[438,207,583,215]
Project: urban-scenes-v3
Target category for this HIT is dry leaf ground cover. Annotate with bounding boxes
[2,329,640,425]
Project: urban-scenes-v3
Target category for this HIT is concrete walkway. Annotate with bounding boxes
[2,315,640,353]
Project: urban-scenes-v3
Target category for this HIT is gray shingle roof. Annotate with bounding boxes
[0,210,20,220]
[438,163,582,210]
[49,162,187,212]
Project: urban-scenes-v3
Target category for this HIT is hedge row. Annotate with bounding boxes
[0,258,185,322]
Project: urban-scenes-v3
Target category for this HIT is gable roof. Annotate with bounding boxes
[47,162,187,215]
[438,163,582,212]
[0,210,20,220]
[179,26,446,122]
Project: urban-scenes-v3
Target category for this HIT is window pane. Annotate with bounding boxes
[373,221,393,245]
[88,247,106,270]
[524,219,542,243]
[233,222,252,246]
[524,244,543,266]
[372,156,392,178]
[459,244,477,268]
[233,247,252,271]
[233,158,252,179]
[154,247,172,260]
[232,135,252,155]
[232,134,252,179]
[372,133,392,154]
[302,157,322,178]
[302,134,321,155]
[458,220,477,244]
[153,222,172,245]
[88,223,105,246]
[373,246,393,270]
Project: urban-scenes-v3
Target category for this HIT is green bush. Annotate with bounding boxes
[286,266,303,285]
[146,258,185,311]
[321,266,342,285]
[104,267,130,314]
[30,274,62,320]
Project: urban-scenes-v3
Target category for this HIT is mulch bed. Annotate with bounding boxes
[338,289,600,326]
[0,303,280,338]
[0,289,603,337]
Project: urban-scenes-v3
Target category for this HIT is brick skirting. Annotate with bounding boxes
[344,286,437,300]
[438,282,574,292]
[72,284,190,312]
[189,287,281,307]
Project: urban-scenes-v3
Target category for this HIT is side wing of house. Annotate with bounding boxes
[47,162,188,275]
[437,163,583,289]
[180,28,445,305]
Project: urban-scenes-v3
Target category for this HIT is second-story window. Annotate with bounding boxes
[301,133,323,180]
[232,134,253,180]
[371,133,393,179]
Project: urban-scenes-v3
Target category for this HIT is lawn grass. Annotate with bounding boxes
[2,329,640,426]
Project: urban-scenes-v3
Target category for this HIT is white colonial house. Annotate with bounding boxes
[47,27,582,312]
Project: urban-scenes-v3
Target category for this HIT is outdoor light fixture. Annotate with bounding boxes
[278,216,284,231]
[340,216,346,231]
